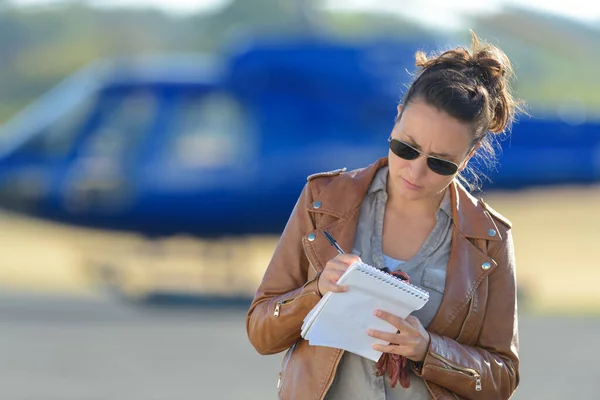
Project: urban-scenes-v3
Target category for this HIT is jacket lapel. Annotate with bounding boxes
[303,158,386,271]
[426,182,501,335]
[303,212,363,272]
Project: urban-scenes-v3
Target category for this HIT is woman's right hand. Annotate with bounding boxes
[317,254,361,295]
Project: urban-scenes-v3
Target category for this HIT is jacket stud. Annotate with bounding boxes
[488,229,496,237]
[313,201,322,209]
[481,262,491,270]
[307,233,316,241]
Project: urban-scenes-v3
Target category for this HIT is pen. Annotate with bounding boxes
[323,230,345,255]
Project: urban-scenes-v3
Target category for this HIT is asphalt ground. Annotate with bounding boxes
[0,291,596,400]
[1,185,599,399]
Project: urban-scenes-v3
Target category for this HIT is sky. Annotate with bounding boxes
[9,0,600,31]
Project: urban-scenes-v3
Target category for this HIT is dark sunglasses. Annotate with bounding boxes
[388,137,460,176]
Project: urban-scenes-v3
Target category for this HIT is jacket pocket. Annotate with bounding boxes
[430,352,482,392]
[273,292,318,317]
[421,268,447,294]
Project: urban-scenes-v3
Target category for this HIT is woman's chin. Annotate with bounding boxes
[395,185,426,202]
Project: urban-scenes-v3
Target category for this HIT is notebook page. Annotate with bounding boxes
[301,262,362,336]
[302,261,429,362]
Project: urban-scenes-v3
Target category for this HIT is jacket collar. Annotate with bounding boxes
[309,157,502,242]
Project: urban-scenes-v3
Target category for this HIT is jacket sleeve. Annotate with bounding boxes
[246,182,322,355]
[415,230,519,400]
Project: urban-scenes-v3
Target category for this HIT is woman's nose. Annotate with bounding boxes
[408,156,429,179]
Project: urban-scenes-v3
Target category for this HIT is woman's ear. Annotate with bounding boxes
[396,104,403,118]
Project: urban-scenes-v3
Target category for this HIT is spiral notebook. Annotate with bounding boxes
[301,260,429,362]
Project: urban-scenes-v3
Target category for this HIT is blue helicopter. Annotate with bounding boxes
[0,37,598,238]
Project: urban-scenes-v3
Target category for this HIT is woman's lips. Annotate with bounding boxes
[402,178,421,190]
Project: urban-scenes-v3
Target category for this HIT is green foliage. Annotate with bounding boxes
[0,3,214,123]
[0,1,598,124]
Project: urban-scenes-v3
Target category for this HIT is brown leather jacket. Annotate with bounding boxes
[246,157,519,400]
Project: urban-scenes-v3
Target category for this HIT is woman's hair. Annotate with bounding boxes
[398,31,525,191]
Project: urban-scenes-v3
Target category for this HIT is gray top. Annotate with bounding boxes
[383,254,406,271]
[325,166,453,400]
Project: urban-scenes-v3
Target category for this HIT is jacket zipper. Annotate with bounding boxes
[430,353,482,391]
[277,233,329,392]
[456,297,476,340]
[302,231,346,400]
[277,341,298,389]
[273,292,316,317]
[319,349,344,400]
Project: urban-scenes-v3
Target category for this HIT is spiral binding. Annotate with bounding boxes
[355,262,429,301]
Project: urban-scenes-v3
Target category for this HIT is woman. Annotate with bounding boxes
[246,32,522,400]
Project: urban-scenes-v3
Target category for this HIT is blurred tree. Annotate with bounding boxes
[470,7,600,116]
[0,1,598,124]
[0,0,330,122]
[188,0,322,51]
[0,3,207,122]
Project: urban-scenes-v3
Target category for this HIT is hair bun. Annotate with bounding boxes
[412,30,521,134]
[469,30,516,133]
[470,31,509,88]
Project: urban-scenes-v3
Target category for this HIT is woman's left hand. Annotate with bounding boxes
[368,310,431,362]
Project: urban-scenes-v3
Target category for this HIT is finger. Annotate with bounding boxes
[334,253,361,266]
[367,329,401,345]
[328,273,349,289]
[331,260,352,271]
[325,259,353,272]
[374,310,415,332]
[372,343,404,355]
[323,269,345,281]
[326,283,348,293]
[322,268,346,281]
[321,278,348,292]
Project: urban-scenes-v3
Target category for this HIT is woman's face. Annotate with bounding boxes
[387,100,478,202]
